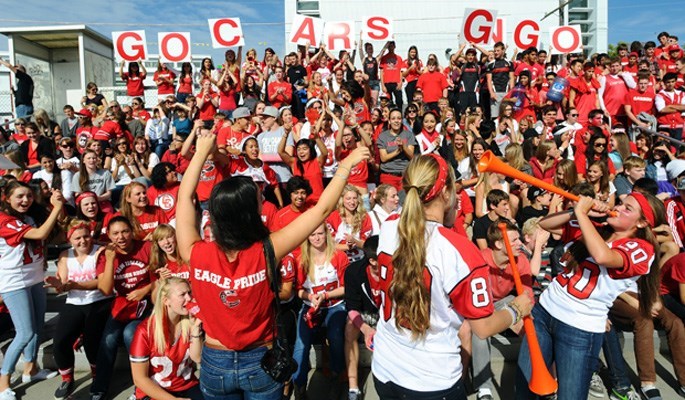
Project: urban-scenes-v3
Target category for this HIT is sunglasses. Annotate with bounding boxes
[594,143,606,147]
[132,102,140,105]
[570,113,579,117]
[15,123,25,126]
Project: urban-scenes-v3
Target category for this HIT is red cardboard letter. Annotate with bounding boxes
[159,32,191,63]
[208,18,244,48]
[513,20,540,50]
[113,31,147,61]
[362,16,392,41]
[462,9,497,44]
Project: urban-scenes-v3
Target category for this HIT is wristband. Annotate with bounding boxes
[503,305,518,328]
[337,164,351,173]
[507,301,523,325]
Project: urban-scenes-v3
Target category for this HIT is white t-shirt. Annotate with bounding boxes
[65,246,111,305]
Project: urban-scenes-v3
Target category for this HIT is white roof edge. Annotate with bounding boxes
[0,25,112,45]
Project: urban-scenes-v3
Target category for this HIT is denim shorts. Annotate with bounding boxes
[200,345,282,400]
[368,80,381,91]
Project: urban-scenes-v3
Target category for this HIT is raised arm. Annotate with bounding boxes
[270,146,370,260]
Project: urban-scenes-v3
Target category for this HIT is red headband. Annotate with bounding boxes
[67,222,90,240]
[423,154,449,203]
[628,192,654,227]
[75,191,97,206]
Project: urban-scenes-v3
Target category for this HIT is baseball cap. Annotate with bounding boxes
[465,48,477,55]
[232,107,251,120]
[668,44,682,53]
[629,52,639,58]
[666,159,685,181]
[260,106,279,119]
[527,187,547,202]
[76,108,93,119]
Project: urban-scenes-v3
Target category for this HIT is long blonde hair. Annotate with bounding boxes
[393,155,455,340]
[337,185,367,235]
[299,224,336,283]
[504,143,526,171]
[149,224,185,275]
[149,278,192,354]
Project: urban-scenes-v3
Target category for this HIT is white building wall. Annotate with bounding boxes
[285,0,608,63]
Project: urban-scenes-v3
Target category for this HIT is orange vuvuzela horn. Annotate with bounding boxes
[498,222,558,396]
[477,151,617,217]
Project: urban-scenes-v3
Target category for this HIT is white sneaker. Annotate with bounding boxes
[21,369,59,383]
[589,372,605,398]
[0,388,16,400]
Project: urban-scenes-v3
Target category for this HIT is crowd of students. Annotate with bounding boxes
[0,29,684,400]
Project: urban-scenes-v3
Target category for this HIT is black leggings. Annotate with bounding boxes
[53,298,113,371]
[384,83,403,109]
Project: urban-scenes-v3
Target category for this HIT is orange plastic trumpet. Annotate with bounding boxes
[477,150,616,217]
[498,222,558,396]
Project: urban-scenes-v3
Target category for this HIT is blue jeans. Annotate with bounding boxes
[602,321,632,393]
[292,302,346,387]
[150,138,170,159]
[90,315,144,394]
[200,345,282,400]
[177,92,191,104]
[0,282,47,375]
[516,304,604,399]
[15,104,33,119]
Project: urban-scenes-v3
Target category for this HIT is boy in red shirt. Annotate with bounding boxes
[268,66,292,109]
[416,59,448,111]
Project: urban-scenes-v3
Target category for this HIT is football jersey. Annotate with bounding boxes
[296,250,349,308]
[326,210,373,262]
[540,237,654,333]
[373,219,494,391]
[167,259,191,280]
[230,157,278,187]
[96,240,152,297]
[190,241,274,350]
[0,213,44,293]
[279,251,297,303]
[130,318,198,398]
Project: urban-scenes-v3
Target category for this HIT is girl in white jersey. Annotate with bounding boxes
[44,219,112,400]
[0,181,64,400]
[373,154,532,399]
[517,192,663,399]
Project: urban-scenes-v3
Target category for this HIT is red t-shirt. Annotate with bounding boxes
[261,200,278,231]
[112,207,169,240]
[198,93,219,121]
[147,182,181,222]
[93,120,123,142]
[417,70,448,103]
[268,81,292,109]
[177,74,194,95]
[291,159,324,202]
[273,206,305,231]
[624,88,656,122]
[338,148,368,189]
[197,159,231,202]
[122,72,146,97]
[189,240,274,350]
[480,248,533,301]
[130,317,198,398]
[380,53,404,84]
[96,240,152,319]
[452,190,473,237]
[217,126,249,152]
[404,59,423,83]
[154,70,177,95]
[27,141,39,166]
[219,86,237,111]
[660,253,685,296]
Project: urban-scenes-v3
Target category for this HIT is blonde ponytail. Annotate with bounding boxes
[391,155,454,340]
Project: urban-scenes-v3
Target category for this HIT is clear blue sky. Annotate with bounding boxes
[0,1,681,58]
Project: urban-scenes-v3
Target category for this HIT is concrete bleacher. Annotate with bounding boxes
[0,257,679,399]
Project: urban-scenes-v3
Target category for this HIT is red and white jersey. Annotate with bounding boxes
[296,250,349,308]
[167,259,191,280]
[130,318,198,398]
[0,213,44,293]
[279,251,297,303]
[373,219,494,391]
[261,200,278,231]
[230,157,278,188]
[319,133,338,178]
[326,210,372,262]
[540,237,654,333]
